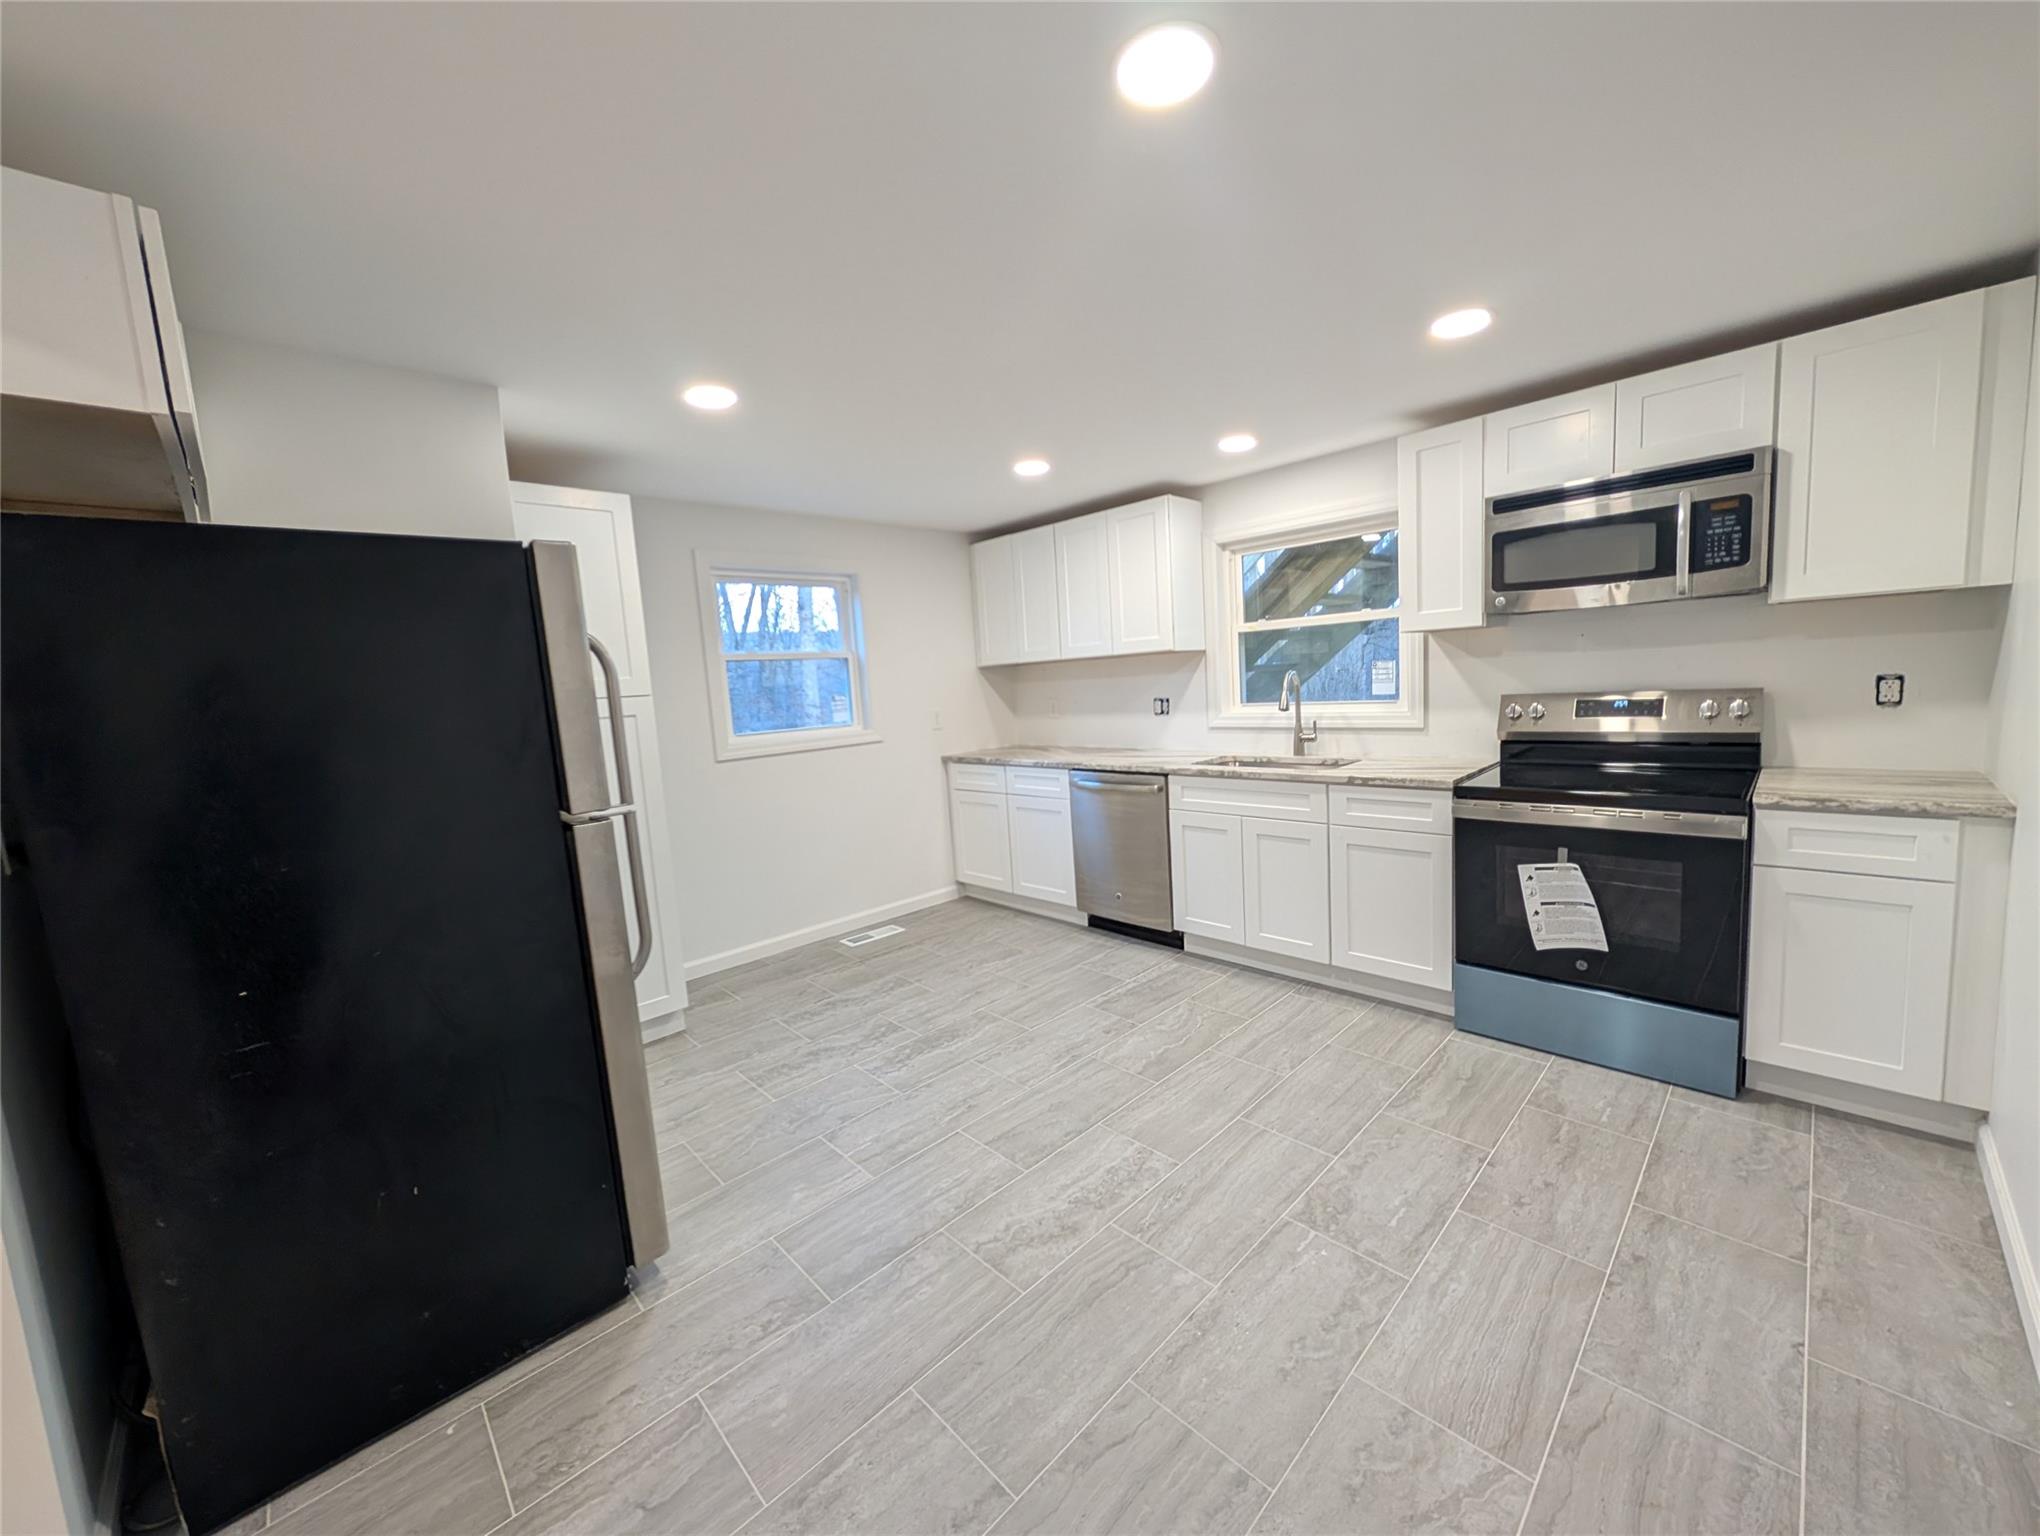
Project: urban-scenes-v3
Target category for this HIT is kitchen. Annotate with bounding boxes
[1,5,2036,1536]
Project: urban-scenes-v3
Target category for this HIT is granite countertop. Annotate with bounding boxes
[1753,767,2016,820]
[943,746,1490,790]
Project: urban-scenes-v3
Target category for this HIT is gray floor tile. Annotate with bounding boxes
[1582,1207,1807,1467]
[991,1384,1266,1536]
[738,1022,914,1099]
[1636,1097,1810,1259]
[1253,1379,1529,1536]
[684,1068,895,1182]
[919,1228,1210,1489]
[1670,1084,1811,1135]
[659,1142,721,1212]
[1138,1222,1404,1485]
[1215,990,1359,1074]
[682,983,820,1041]
[1107,1051,1281,1162]
[859,1011,1028,1092]
[827,1061,1027,1173]
[1464,1106,1647,1269]
[747,1392,1012,1534]
[1094,960,1222,1023]
[1814,1111,1997,1247]
[1810,1198,2040,1448]
[972,1002,1120,1087]
[1244,1046,1408,1155]
[702,1236,1015,1499]
[1360,1214,1604,1474]
[1117,1121,1327,1282]
[667,1022,812,1083]
[651,1063,771,1139]
[778,1133,1019,1296]
[1332,1001,1452,1070]
[1386,1038,1544,1150]
[1291,1114,1488,1275]
[993,965,1125,1026]
[266,1410,509,1536]
[1526,1056,1668,1141]
[1194,966,1294,1019]
[1094,998,1246,1082]
[1522,1371,1798,1536]
[888,964,1030,1026]
[659,1139,869,1291]
[1805,1362,2040,1535]
[948,1125,1177,1290]
[777,988,925,1048]
[488,1243,825,1506]
[968,1058,1154,1169]
[493,1399,760,1536]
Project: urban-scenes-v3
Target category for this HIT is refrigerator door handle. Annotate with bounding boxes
[588,635,654,979]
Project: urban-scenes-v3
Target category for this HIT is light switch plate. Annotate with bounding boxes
[1875,673,1905,707]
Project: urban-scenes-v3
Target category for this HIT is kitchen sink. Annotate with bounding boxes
[1195,755,1359,769]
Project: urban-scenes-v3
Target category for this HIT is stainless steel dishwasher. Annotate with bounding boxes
[1070,771,1173,934]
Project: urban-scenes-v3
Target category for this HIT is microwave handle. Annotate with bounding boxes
[1674,489,1693,598]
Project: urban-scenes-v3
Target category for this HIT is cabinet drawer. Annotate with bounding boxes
[947,761,1009,794]
[1169,775,1328,823]
[1004,766,1070,800]
[1328,786,1451,834]
[1753,810,1958,883]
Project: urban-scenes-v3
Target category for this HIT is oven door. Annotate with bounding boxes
[1451,802,1748,1017]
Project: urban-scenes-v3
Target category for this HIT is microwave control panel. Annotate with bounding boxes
[1690,494,1753,571]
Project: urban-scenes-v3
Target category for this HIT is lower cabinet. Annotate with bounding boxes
[1169,809,1245,942]
[596,693,688,1037]
[1241,816,1330,963]
[1009,793,1077,907]
[1330,825,1452,990]
[949,787,1014,892]
[947,765,1075,906]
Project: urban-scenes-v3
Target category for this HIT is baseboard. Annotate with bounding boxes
[1181,935,1454,1017]
[682,886,961,980]
[1978,1123,2040,1386]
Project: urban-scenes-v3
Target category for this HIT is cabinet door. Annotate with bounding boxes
[1771,291,1984,602]
[1614,344,1778,472]
[1329,827,1451,991]
[1106,497,1174,654]
[950,788,1014,892]
[1008,794,1077,907]
[1397,418,1486,632]
[1745,865,1954,1097]
[596,694,688,1035]
[1055,513,1113,658]
[1012,525,1063,663]
[1241,815,1330,964]
[1483,384,1616,495]
[510,483,653,697]
[1170,809,1244,942]
[971,535,1019,666]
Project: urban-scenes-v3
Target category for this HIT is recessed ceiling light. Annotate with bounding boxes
[680,382,739,411]
[1012,458,1051,478]
[1115,25,1216,109]
[1217,432,1258,455]
[1428,308,1493,341]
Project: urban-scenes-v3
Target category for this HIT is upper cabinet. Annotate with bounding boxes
[1614,343,1778,472]
[510,482,654,697]
[1054,513,1112,659]
[1105,496,1203,653]
[974,523,1065,665]
[1771,279,2034,603]
[1482,384,1615,494]
[1397,417,1486,633]
[0,167,208,520]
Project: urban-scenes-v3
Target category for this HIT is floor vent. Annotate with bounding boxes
[839,924,906,948]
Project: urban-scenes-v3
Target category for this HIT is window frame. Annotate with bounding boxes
[1205,494,1426,732]
[693,553,882,761]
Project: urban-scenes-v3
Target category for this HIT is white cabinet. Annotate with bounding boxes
[1105,496,1204,653]
[1241,816,1330,964]
[1771,279,2034,603]
[511,483,654,698]
[949,787,1014,892]
[971,536,1019,665]
[1009,794,1077,906]
[1055,513,1114,659]
[1330,826,1452,991]
[1483,384,1616,495]
[1009,497,1203,665]
[1397,417,1486,633]
[970,526,1062,666]
[946,764,1074,906]
[597,694,688,1035]
[1614,344,1778,472]
[1170,809,1246,942]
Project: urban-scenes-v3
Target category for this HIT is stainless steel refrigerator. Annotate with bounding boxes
[0,514,668,1534]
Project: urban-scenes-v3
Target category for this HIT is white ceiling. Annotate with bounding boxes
[3,3,2035,532]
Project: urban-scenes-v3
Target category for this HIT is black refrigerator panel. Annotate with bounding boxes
[0,515,631,1534]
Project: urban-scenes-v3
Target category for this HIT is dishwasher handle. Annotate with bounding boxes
[1071,774,1166,793]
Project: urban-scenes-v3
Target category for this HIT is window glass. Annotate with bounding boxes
[715,581,845,654]
[1240,530,1397,622]
[1238,618,1400,705]
[725,658,856,735]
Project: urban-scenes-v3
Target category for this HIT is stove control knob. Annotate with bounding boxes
[1526,702,1546,721]
[1504,703,1524,722]
[1729,697,1752,720]
[1699,698,1722,721]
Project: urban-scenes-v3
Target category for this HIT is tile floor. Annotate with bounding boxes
[237,900,2040,1535]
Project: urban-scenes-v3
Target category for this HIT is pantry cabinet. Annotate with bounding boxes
[1397,417,1486,633]
[1613,344,1778,472]
[971,525,1062,666]
[1482,384,1616,494]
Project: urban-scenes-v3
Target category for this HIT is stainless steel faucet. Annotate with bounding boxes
[1278,669,1319,758]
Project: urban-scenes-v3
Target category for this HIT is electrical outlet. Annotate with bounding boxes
[1875,673,1905,707]
[1153,697,1171,716]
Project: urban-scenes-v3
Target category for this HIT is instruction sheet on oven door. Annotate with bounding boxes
[1516,862,1609,952]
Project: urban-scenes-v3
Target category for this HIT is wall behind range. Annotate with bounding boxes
[988,440,2013,769]
[632,498,1013,973]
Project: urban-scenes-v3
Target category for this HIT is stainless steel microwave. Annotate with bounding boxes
[1486,449,1773,614]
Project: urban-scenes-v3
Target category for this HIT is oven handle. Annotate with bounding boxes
[1452,799,1748,841]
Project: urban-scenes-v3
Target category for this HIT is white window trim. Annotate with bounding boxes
[694,552,883,762]
[1205,493,1425,731]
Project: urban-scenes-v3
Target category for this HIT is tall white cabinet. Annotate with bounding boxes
[511,481,688,1040]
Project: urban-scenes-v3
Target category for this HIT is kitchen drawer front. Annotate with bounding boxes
[947,761,1009,794]
[1004,766,1070,801]
[1753,810,1958,883]
[1169,775,1328,824]
[1328,786,1452,834]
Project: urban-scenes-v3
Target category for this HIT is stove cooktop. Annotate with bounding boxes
[1452,757,1760,817]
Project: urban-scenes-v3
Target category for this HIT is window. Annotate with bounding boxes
[695,558,879,760]
[1210,501,1423,729]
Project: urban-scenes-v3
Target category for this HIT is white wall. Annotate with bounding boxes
[989,440,2012,770]
[632,498,1012,972]
[186,330,513,539]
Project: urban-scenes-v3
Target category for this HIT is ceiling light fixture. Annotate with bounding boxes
[1115,25,1216,109]
[680,382,739,411]
[1012,458,1051,478]
[1217,432,1258,455]
[1428,308,1493,341]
